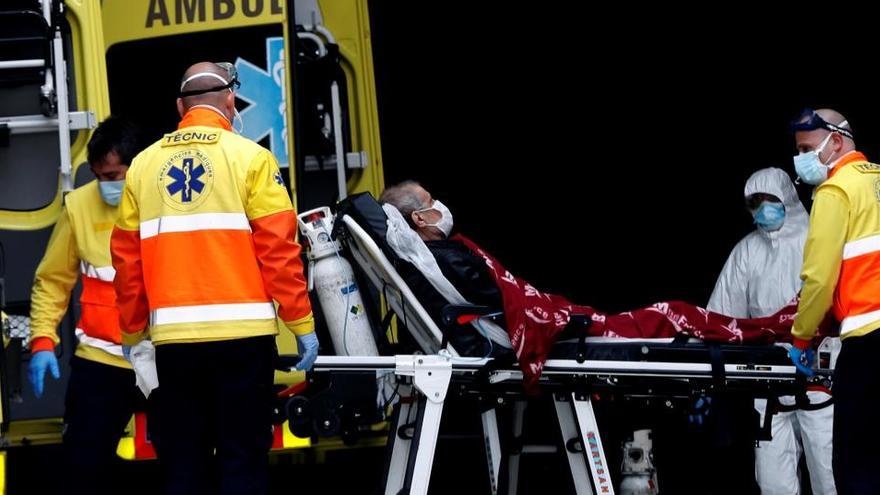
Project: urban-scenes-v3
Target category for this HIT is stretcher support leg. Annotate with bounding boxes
[401,395,444,494]
[555,392,615,495]
[481,408,502,495]
[383,384,415,494]
[507,400,526,495]
[389,355,452,494]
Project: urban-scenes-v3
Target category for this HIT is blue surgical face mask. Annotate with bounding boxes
[793,131,837,185]
[99,180,125,206]
[753,201,785,231]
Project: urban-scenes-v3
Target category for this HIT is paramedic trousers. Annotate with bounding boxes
[833,328,880,495]
[154,336,276,495]
[63,356,145,495]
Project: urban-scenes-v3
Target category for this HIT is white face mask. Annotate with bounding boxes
[416,199,454,237]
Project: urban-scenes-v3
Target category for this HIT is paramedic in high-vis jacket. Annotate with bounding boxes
[28,117,146,495]
[111,62,317,495]
[787,108,880,494]
[708,167,835,495]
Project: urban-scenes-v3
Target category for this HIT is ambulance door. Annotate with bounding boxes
[287,0,385,211]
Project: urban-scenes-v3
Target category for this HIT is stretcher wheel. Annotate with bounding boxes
[286,395,313,438]
[40,94,56,117]
[313,409,341,437]
[271,397,287,424]
[397,421,415,440]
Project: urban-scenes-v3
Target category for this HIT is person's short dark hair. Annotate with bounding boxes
[86,116,142,166]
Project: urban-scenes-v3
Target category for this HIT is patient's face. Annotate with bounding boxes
[410,186,444,240]
[411,187,437,220]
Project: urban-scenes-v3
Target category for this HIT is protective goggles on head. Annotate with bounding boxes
[179,62,241,97]
[789,108,853,140]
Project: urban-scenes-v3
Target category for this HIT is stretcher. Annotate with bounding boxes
[280,194,817,495]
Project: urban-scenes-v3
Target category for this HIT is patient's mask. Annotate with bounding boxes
[417,200,454,237]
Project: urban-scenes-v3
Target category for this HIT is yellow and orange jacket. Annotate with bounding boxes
[793,151,880,346]
[30,180,129,368]
[111,108,313,346]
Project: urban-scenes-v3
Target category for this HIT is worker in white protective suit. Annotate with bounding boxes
[708,167,835,495]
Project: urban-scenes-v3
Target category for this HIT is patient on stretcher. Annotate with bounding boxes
[378,181,505,355]
[378,181,822,386]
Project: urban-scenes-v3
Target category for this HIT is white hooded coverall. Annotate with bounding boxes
[708,167,835,495]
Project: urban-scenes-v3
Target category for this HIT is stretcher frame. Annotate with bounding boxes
[285,212,803,495]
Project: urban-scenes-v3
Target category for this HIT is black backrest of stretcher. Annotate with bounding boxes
[332,192,438,293]
[333,192,448,317]
[335,192,477,355]
[333,193,428,349]
[333,192,394,259]
[334,192,515,358]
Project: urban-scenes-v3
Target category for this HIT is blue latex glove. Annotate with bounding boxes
[295,332,319,371]
[688,395,712,425]
[122,344,132,362]
[789,346,815,377]
[29,350,60,398]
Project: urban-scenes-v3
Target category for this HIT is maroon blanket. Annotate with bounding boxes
[453,235,825,389]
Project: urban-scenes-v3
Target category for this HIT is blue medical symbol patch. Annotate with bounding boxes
[167,158,205,202]
[274,170,285,187]
[158,150,214,211]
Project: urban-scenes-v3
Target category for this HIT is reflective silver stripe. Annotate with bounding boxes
[80,261,115,282]
[840,309,880,336]
[150,302,275,326]
[75,328,123,356]
[843,234,880,260]
[140,213,252,240]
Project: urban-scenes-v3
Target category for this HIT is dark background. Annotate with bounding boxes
[368,3,880,313]
[104,3,880,315]
[9,4,880,494]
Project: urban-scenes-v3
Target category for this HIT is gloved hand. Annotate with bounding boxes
[789,344,815,377]
[688,395,712,426]
[122,344,132,362]
[295,332,319,372]
[29,350,60,398]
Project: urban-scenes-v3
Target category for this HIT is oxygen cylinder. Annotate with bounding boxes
[297,207,378,357]
[619,429,659,495]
